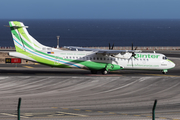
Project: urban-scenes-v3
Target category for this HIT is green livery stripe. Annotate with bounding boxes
[10,25,56,58]
[10,22,40,50]
[34,43,40,48]
[12,21,32,44]
[16,46,71,68]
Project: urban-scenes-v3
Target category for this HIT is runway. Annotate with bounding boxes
[0,53,180,120]
[0,76,180,120]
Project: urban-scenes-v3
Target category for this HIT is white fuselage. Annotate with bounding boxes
[51,51,175,70]
[9,50,175,71]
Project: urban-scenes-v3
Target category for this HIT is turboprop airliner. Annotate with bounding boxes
[8,21,175,74]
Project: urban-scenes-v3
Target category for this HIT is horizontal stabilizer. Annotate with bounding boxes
[11,25,29,28]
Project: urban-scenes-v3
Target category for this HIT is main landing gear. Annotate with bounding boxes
[101,69,108,75]
[90,69,108,75]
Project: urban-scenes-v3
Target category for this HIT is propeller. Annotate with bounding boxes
[108,43,118,64]
[109,43,114,50]
[131,42,138,50]
[130,43,139,67]
[131,42,138,58]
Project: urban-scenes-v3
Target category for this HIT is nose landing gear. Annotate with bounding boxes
[162,69,168,74]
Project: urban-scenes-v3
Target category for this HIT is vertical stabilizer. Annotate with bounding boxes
[9,21,47,52]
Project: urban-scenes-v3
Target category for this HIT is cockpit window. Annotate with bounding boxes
[162,56,167,60]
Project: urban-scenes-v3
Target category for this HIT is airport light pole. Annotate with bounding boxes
[57,36,60,48]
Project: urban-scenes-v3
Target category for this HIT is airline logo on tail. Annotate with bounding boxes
[9,21,46,52]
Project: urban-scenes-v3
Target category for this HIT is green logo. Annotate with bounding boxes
[135,54,159,59]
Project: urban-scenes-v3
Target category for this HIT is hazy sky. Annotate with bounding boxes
[0,0,180,19]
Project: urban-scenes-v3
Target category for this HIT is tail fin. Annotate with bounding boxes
[9,21,47,52]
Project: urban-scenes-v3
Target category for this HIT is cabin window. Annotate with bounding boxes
[90,57,92,60]
[100,58,102,60]
[66,56,68,59]
[83,57,85,60]
[93,57,95,60]
[111,58,113,60]
[73,57,75,59]
[107,58,109,60]
[104,58,106,60]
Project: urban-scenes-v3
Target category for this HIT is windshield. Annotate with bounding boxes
[162,56,167,60]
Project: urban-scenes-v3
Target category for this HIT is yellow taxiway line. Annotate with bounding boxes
[23,66,33,68]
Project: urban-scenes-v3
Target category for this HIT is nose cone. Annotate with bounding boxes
[168,60,175,69]
[165,60,175,69]
[171,61,175,68]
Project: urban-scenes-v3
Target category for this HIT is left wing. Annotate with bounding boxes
[64,46,142,59]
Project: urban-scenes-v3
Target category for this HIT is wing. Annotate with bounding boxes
[64,46,142,59]
[64,46,100,51]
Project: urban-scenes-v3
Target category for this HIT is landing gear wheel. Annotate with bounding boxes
[162,70,167,74]
[162,72,166,74]
[102,70,108,75]
[91,70,97,74]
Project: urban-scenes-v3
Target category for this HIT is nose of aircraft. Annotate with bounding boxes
[171,61,175,68]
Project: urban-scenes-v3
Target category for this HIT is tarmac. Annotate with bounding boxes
[0,50,179,120]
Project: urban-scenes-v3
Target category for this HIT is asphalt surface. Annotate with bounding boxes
[0,51,180,120]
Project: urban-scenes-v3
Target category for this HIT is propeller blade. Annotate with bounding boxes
[131,43,133,50]
[132,52,136,57]
[134,46,138,50]
[131,57,133,67]
[109,43,111,50]
[111,43,114,50]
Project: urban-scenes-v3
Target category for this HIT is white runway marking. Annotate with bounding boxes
[57,111,88,117]
[1,113,29,118]
[139,77,154,82]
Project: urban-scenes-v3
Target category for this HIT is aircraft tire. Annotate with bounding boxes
[102,70,108,75]
[162,72,166,74]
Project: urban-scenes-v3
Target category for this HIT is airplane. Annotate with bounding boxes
[8,21,175,75]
